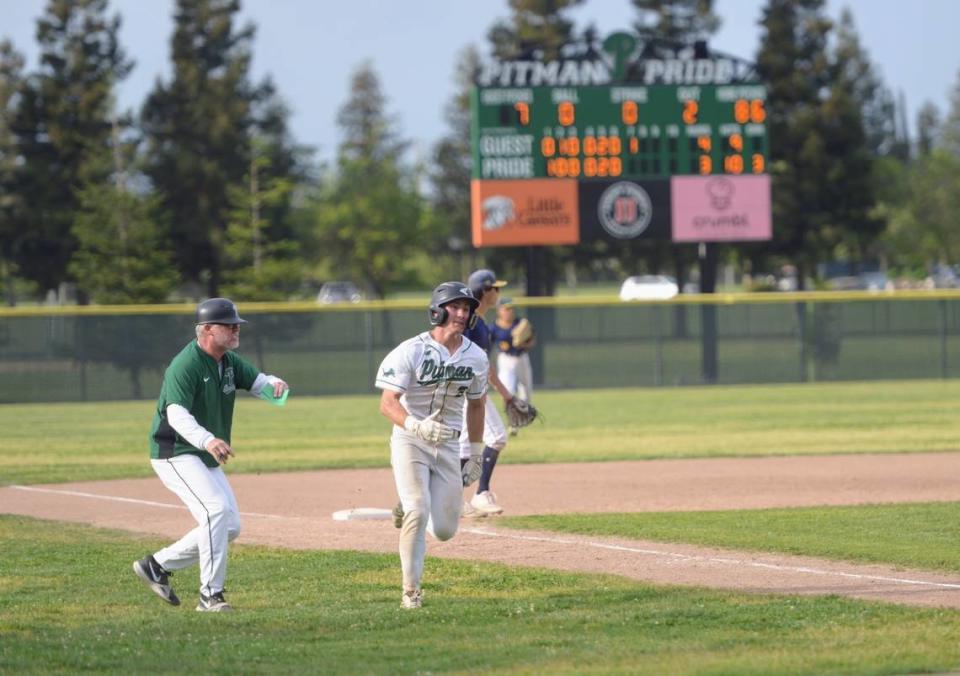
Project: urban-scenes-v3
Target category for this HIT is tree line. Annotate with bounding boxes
[1,0,958,304]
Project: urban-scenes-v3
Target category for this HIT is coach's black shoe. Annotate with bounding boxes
[392,501,404,529]
[196,590,233,613]
[133,555,180,606]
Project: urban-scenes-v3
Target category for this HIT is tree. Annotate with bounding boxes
[68,109,178,304]
[221,140,301,301]
[822,9,882,262]
[885,150,960,269]
[941,70,960,158]
[141,0,258,297]
[488,0,584,61]
[311,62,424,299]
[0,40,26,304]
[884,68,960,272]
[631,0,720,49]
[68,178,178,304]
[915,101,941,157]
[755,0,834,287]
[429,46,482,282]
[8,0,132,297]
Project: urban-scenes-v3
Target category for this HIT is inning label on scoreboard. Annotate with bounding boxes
[470,31,771,246]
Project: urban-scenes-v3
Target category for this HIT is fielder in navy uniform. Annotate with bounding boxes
[490,296,535,434]
[133,298,288,612]
[459,268,515,516]
[377,282,487,609]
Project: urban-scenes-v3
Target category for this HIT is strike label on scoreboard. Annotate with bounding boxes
[470,32,772,247]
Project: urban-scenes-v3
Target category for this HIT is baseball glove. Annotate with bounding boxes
[511,318,534,349]
[506,397,538,428]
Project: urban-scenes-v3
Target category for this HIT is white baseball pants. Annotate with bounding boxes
[390,432,462,592]
[150,455,241,597]
[497,352,534,402]
[459,396,508,458]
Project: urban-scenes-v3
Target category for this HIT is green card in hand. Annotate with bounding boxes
[260,386,289,406]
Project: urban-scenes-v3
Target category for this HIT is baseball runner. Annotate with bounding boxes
[491,297,535,434]
[133,298,289,613]
[459,269,514,516]
[376,282,488,609]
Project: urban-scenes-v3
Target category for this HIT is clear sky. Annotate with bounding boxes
[3,0,958,165]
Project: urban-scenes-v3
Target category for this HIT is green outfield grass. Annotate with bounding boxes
[2,379,960,485]
[505,501,960,574]
[4,515,960,675]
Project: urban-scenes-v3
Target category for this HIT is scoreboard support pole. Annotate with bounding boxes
[525,246,550,391]
[698,242,719,384]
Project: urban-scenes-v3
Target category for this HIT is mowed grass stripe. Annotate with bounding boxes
[4,515,960,675]
[2,379,960,485]
[505,501,960,574]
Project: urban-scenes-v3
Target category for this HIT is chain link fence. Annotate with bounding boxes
[3,292,960,403]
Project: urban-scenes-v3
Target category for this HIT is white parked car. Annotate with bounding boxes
[317,281,363,304]
[619,275,679,301]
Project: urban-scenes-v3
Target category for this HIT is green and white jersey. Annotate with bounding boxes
[375,331,488,434]
[149,340,259,468]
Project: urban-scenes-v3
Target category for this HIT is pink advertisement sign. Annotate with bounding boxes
[671,175,772,242]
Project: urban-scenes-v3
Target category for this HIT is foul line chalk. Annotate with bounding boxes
[11,484,960,592]
[7,484,286,519]
[461,527,960,591]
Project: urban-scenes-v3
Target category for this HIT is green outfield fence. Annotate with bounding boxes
[3,290,960,403]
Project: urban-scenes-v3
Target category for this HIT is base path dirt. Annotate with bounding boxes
[4,452,960,608]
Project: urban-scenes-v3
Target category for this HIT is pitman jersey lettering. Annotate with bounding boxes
[375,331,488,431]
[417,359,476,385]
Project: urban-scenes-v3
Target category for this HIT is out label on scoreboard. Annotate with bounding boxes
[470,32,772,246]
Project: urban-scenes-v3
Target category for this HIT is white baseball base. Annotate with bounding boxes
[331,507,393,522]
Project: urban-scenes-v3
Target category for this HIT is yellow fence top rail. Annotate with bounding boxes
[3,289,960,317]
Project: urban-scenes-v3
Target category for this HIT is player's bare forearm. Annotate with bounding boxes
[466,397,485,442]
[488,364,513,401]
[379,390,409,427]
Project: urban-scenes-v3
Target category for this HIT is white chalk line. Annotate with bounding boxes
[460,527,960,591]
[7,484,286,519]
[9,484,960,592]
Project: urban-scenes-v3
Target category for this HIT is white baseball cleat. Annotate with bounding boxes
[401,588,423,609]
[470,490,503,515]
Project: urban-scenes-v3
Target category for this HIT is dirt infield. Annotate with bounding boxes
[4,452,960,608]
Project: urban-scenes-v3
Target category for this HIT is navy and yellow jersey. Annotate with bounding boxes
[463,317,492,354]
[149,340,258,468]
[491,318,526,356]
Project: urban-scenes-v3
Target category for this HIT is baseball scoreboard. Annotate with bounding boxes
[474,84,768,180]
[470,34,772,246]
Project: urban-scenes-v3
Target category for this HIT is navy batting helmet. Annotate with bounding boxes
[196,298,248,325]
[467,269,507,300]
[428,282,479,326]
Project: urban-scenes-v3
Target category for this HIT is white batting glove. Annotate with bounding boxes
[462,442,484,486]
[404,410,459,443]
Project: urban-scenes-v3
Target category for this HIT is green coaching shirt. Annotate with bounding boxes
[149,340,259,468]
